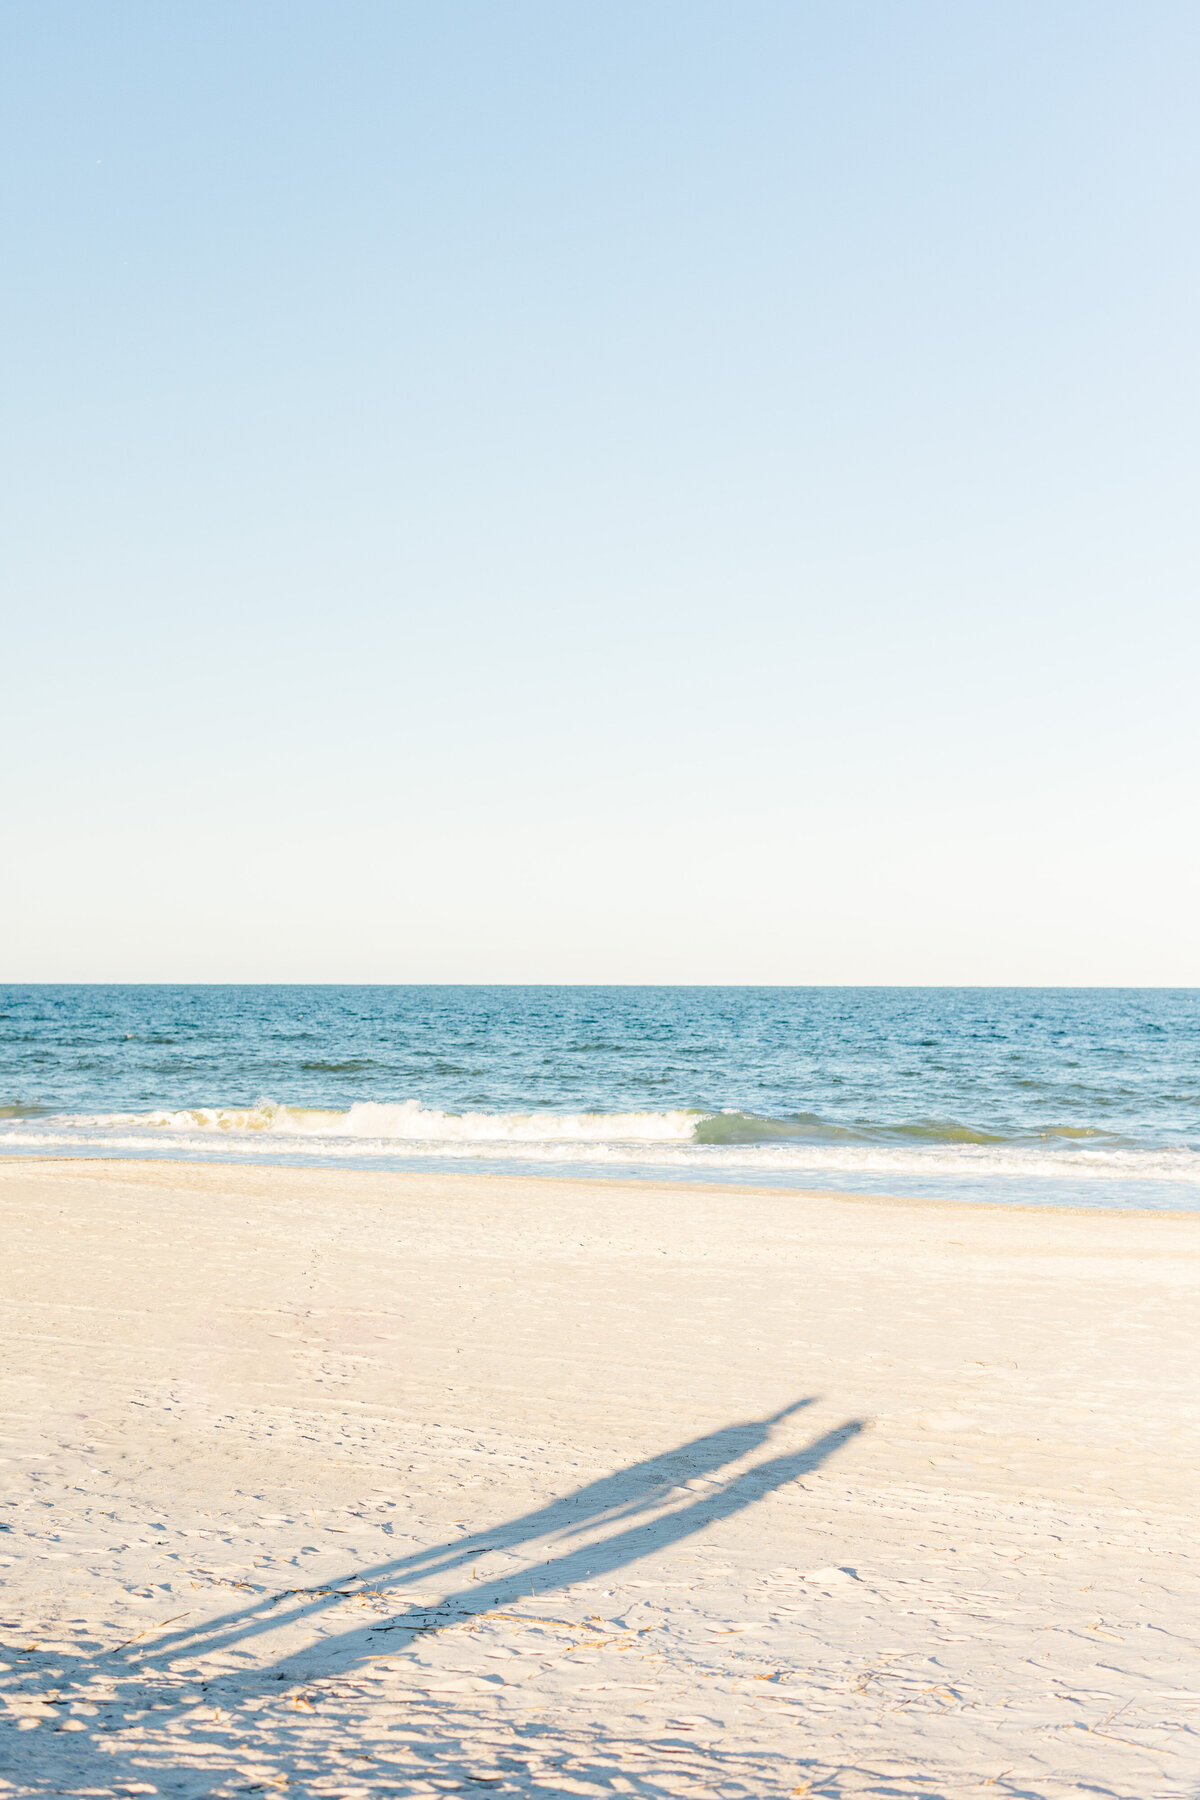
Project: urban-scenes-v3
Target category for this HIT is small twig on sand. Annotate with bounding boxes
[113,1612,191,1653]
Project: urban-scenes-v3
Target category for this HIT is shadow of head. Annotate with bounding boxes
[552,1395,819,1539]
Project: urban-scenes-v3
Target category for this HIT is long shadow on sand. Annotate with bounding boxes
[143,1396,844,1670]
[6,1401,866,1794]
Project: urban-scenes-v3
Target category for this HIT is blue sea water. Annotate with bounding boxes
[2,986,1199,1209]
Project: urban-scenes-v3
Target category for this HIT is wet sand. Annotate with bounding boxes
[1,1159,1198,1797]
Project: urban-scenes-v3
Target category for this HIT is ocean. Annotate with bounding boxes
[1,985,1198,1210]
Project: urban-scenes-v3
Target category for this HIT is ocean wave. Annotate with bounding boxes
[1,1097,1199,1184]
[688,1110,1110,1146]
[27,1098,703,1143]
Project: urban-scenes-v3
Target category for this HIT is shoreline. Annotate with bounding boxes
[4,1149,1200,1218]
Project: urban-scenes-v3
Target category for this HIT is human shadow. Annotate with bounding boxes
[266,1415,867,1681]
[6,1402,865,1796]
[137,1400,861,1676]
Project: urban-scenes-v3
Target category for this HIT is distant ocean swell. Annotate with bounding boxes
[2,1098,1199,1186]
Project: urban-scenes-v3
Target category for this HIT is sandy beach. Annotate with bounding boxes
[1,1160,1198,1798]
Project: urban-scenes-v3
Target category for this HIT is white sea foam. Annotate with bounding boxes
[2,1099,1199,1186]
[49,1099,702,1142]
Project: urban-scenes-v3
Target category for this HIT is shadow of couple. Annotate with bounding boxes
[138,1397,864,1675]
[9,1398,864,1794]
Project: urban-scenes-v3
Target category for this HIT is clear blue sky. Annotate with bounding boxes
[3,2,1198,982]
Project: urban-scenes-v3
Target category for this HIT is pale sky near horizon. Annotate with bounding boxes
[3,1,1198,984]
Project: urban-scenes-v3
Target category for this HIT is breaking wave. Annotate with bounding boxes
[92,1099,703,1142]
[2,1097,1200,1188]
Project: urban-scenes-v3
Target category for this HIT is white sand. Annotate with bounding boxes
[1,1160,1198,1799]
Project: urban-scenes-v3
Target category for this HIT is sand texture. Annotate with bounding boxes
[1,1161,1198,1799]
